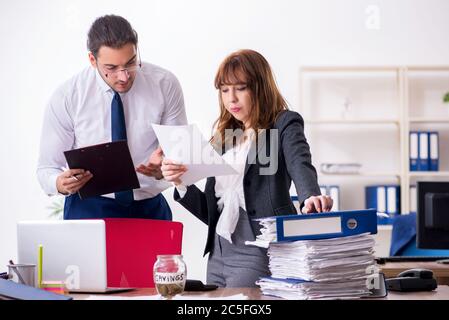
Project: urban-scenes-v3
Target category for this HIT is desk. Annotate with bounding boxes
[71,286,449,300]
[379,262,449,285]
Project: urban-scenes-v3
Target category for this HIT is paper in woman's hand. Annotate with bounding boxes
[152,124,238,185]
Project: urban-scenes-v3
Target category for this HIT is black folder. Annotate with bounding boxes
[63,140,140,199]
[0,279,73,300]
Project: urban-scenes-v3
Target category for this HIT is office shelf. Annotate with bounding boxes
[300,66,449,214]
[409,117,449,123]
[404,67,449,213]
[409,172,449,177]
[320,172,401,177]
[306,119,399,125]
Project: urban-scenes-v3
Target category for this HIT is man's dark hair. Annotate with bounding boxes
[87,15,138,57]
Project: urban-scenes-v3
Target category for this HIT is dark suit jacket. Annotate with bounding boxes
[174,110,321,256]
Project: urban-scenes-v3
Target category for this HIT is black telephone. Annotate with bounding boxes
[184,279,218,292]
[385,268,437,292]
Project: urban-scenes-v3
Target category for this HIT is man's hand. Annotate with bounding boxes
[136,146,164,180]
[56,169,93,195]
[302,195,333,214]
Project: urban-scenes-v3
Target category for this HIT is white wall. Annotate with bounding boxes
[1,0,449,282]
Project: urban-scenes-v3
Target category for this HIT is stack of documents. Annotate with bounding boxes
[247,209,378,300]
[256,276,370,300]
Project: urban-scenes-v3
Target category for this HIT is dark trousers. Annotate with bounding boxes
[63,193,172,220]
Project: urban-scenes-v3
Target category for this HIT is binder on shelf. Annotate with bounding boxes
[274,209,377,242]
[386,185,400,217]
[409,185,417,215]
[319,185,340,211]
[290,184,300,213]
[418,131,429,171]
[319,185,327,196]
[290,195,300,213]
[377,186,387,214]
[365,186,386,213]
[409,131,419,171]
[328,185,340,212]
[365,186,377,213]
[365,185,400,224]
[429,131,439,171]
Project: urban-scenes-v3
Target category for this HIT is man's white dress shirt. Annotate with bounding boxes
[37,62,187,200]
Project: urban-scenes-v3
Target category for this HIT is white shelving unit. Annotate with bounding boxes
[299,67,402,219]
[403,66,449,214]
[299,66,449,257]
[299,66,449,215]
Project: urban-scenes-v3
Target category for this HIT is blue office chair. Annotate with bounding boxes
[390,213,449,256]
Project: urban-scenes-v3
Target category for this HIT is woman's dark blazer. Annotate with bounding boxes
[174,110,321,256]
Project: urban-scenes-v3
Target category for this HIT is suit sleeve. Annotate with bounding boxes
[278,111,321,208]
[174,184,209,225]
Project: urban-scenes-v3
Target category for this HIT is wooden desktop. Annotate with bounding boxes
[71,285,449,300]
[69,262,449,300]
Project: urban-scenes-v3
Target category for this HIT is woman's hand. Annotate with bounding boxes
[302,195,333,213]
[161,159,187,186]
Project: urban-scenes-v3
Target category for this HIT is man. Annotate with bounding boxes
[37,15,187,220]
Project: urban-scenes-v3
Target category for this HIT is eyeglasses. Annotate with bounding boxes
[97,46,142,79]
[103,64,141,78]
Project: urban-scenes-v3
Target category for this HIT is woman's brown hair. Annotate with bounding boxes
[211,49,288,148]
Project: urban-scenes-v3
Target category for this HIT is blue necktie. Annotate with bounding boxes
[111,91,134,206]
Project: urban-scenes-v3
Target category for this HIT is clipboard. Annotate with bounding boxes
[63,140,140,199]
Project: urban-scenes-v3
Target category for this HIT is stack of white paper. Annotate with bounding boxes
[256,277,369,300]
[267,234,375,281]
[248,219,376,300]
[246,217,278,248]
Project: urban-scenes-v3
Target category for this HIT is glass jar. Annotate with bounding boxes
[153,255,187,297]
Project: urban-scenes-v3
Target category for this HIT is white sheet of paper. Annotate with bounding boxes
[152,124,238,185]
[172,293,248,300]
[84,293,248,300]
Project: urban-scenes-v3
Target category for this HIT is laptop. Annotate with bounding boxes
[17,219,183,292]
[17,220,126,293]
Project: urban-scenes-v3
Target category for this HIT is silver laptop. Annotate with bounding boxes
[17,220,132,293]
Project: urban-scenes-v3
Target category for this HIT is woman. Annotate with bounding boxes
[161,49,333,287]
